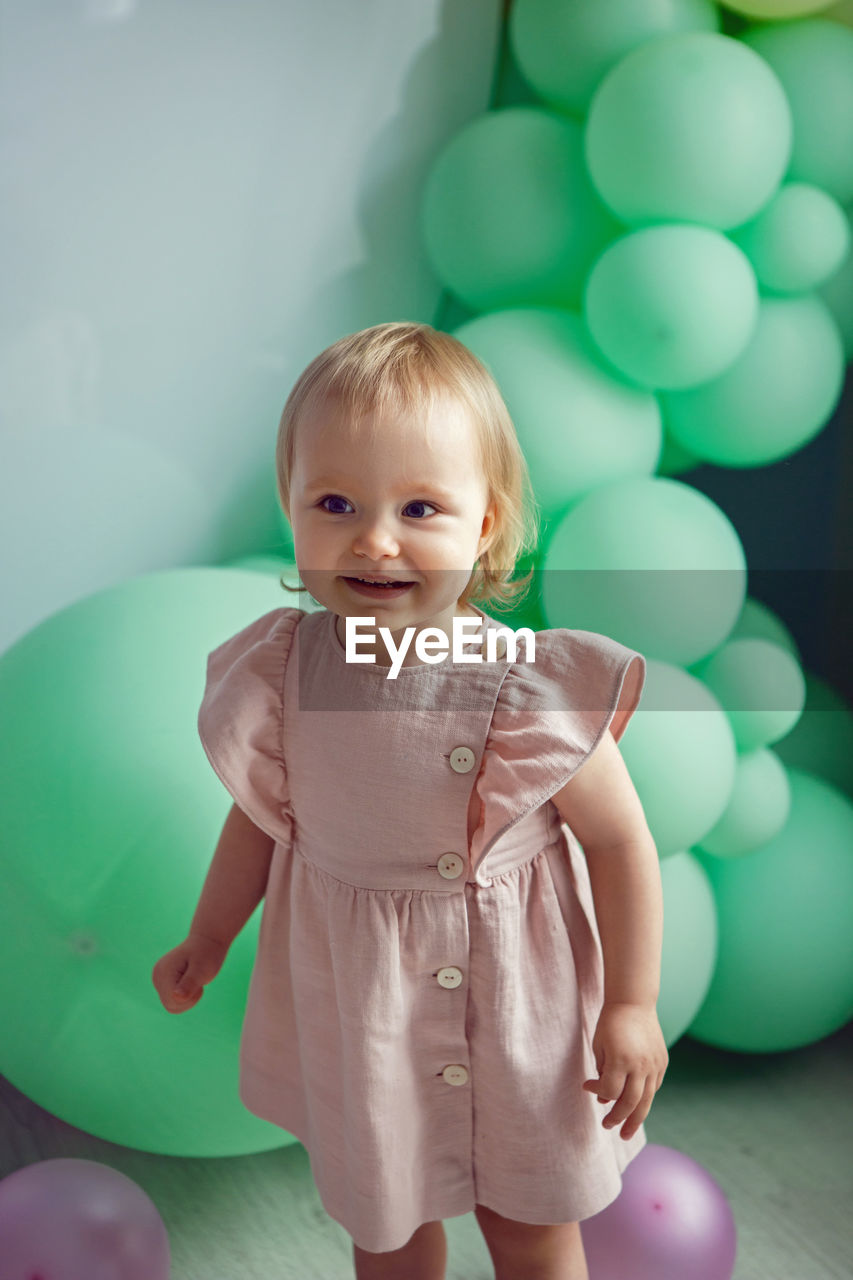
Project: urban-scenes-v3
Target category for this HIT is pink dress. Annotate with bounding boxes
[197,603,647,1253]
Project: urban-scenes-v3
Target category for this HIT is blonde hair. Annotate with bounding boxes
[275,321,540,612]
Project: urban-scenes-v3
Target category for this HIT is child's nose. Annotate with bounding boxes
[351,514,401,558]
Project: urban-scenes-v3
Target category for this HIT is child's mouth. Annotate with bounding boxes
[342,577,415,599]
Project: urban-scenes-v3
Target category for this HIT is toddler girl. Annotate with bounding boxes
[152,322,668,1280]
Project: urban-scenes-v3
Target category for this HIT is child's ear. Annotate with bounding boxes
[479,500,498,553]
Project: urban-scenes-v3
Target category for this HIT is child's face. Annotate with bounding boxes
[289,393,497,639]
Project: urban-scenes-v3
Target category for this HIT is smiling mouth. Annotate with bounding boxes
[343,576,416,588]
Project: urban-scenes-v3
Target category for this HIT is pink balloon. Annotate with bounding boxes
[581,1143,736,1280]
[0,1159,170,1280]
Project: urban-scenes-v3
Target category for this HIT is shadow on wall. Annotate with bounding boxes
[279,0,503,362]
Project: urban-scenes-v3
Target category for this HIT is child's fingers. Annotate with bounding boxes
[616,1077,658,1141]
[600,1073,646,1131]
[584,1063,628,1107]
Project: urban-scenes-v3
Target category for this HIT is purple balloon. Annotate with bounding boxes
[580,1143,737,1280]
[0,1158,170,1280]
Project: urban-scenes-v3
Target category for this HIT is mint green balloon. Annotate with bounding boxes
[662,294,845,466]
[584,225,758,389]
[819,203,853,358]
[453,308,661,520]
[541,475,747,666]
[774,671,853,800]
[742,19,853,204]
[690,769,853,1052]
[695,747,791,857]
[509,0,720,117]
[585,32,792,228]
[729,596,800,659]
[690,637,806,751]
[422,107,620,313]
[658,851,718,1047]
[618,660,737,857]
[0,569,302,1156]
[730,181,851,293]
[225,555,324,612]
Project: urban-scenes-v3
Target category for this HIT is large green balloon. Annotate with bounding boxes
[690,637,806,751]
[225,554,323,612]
[695,747,791,857]
[509,0,720,118]
[690,770,853,1052]
[658,851,718,1048]
[584,225,758,389]
[453,308,661,521]
[0,568,301,1156]
[729,181,851,293]
[774,671,853,800]
[742,19,853,205]
[618,659,737,858]
[661,294,845,466]
[585,32,792,228]
[421,107,620,313]
[540,475,747,666]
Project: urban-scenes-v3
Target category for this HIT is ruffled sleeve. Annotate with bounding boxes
[471,628,646,861]
[197,607,303,845]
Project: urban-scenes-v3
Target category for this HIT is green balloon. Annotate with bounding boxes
[224,555,323,612]
[742,19,853,205]
[730,181,851,293]
[453,308,661,521]
[690,769,853,1052]
[661,294,845,466]
[617,660,738,858]
[774,671,853,800]
[658,851,718,1048]
[540,475,746,666]
[422,107,620,313]
[730,596,800,660]
[819,203,853,358]
[585,31,792,228]
[584,224,758,389]
[509,0,720,117]
[695,747,791,857]
[0,568,302,1156]
[690,637,806,751]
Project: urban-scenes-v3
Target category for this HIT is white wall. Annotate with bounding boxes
[0,0,501,651]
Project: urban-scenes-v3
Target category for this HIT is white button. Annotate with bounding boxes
[437,853,464,879]
[437,966,463,989]
[449,746,476,773]
[442,1064,469,1086]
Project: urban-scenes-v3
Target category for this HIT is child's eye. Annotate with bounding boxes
[318,496,438,519]
[319,494,352,514]
[403,500,437,519]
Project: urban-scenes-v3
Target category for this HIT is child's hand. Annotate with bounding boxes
[151,933,229,1014]
[583,1001,669,1141]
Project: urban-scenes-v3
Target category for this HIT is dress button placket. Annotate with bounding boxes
[436,745,475,1086]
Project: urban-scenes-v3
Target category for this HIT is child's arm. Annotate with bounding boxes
[152,802,275,1013]
[550,729,668,1140]
[187,801,275,949]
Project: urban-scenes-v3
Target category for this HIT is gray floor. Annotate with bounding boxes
[2,1023,851,1279]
